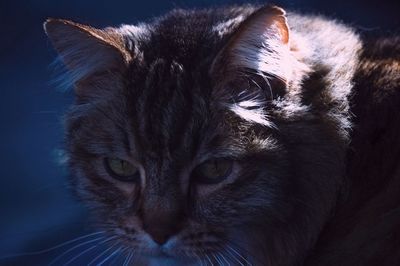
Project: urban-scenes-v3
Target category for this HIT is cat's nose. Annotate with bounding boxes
[140,193,185,245]
[145,225,174,245]
[142,210,183,245]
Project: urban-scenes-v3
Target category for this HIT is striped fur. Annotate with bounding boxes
[43,4,399,266]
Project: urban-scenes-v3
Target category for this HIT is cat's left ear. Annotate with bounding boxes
[44,19,131,86]
[211,5,292,84]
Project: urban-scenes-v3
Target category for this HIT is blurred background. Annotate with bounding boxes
[0,0,399,265]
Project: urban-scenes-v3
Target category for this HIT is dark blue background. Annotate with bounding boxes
[0,0,399,265]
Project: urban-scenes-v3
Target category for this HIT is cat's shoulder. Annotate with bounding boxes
[305,32,400,266]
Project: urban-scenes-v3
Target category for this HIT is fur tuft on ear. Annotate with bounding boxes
[211,5,293,84]
[210,6,312,128]
[44,19,131,90]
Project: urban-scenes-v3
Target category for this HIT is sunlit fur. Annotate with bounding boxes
[45,4,364,266]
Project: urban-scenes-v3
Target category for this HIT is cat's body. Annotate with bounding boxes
[44,4,400,266]
[305,35,400,266]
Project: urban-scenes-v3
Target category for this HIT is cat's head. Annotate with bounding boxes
[45,5,349,265]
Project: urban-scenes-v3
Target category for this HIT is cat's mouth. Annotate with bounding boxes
[137,245,184,259]
[147,247,174,258]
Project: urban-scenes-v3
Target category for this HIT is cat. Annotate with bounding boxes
[44,4,400,266]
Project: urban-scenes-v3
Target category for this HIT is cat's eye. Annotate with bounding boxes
[193,159,233,184]
[104,158,139,182]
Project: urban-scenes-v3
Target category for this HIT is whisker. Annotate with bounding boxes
[219,249,231,266]
[223,238,261,265]
[48,236,106,265]
[194,251,205,266]
[109,247,129,265]
[257,73,274,101]
[128,251,136,265]
[212,253,222,266]
[62,245,98,266]
[249,78,263,91]
[214,253,226,266]
[223,246,244,266]
[205,253,214,266]
[62,236,117,265]
[97,246,122,266]
[87,242,119,266]
[226,245,251,265]
[122,251,133,266]
[0,231,105,261]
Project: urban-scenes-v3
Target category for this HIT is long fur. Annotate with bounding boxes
[44,4,399,266]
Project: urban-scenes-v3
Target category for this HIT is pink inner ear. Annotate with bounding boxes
[264,6,290,44]
[231,5,290,49]
[210,6,292,84]
[272,16,289,45]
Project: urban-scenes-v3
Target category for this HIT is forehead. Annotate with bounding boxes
[126,58,214,162]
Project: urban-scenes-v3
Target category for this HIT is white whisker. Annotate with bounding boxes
[87,242,119,266]
[0,231,104,261]
[62,245,96,265]
[212,253,224,266]
[226,245,252,266]
[62,236,117,265]
[97,246,122,266]
[205,253,214,266]
[194,252,205,266]
[219,250,231,266]
[48,236,106,265]
[122,251,133,266]
[109,247,129,265]
[223,246,244,266]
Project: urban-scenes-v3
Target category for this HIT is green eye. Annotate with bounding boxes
[105,158,139,182]
[193,159,233,184]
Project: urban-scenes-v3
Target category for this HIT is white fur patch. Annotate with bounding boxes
[212,15,245,37]
[117,24,148,51]
[227,91,276,128]
[229,23,293,83]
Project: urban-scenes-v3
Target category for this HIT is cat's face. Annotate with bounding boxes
[63,52,288,265]
[45,5,349,265]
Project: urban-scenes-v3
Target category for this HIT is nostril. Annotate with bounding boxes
[151,232,171,245]
[141,209,184,246]
[145,226,172,245]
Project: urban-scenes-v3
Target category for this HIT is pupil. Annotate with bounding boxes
[214,162,219,173]
[214,161,224,176]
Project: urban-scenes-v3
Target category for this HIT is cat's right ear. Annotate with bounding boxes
[44,19,131,90]
[210,6,293,86]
